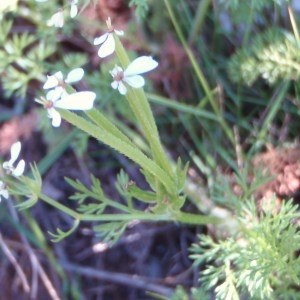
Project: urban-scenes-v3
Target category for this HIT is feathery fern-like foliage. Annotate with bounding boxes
[0,18,55,98]
[190,198,300,299]
[228,29,300,86]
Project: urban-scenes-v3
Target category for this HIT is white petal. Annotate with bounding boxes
[2,162,10,170]
[97,34,115,58]
[124,56,158,76]
[70,4,78,18]
[124,75,145,88]
[0,189,9,200]
[13,160,25,177]
[111,81,118,90]
[47,11,64,28]
[118,82,127,95]
[9,142,21,165]
[94,33,109,45]
[49,108,62,127]
[43,72,62,89]
[114,29,124,36]
[65,68,84,83]
[46,87,64,102]
[54,91,96,110]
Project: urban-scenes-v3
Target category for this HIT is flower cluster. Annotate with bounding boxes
[93,17,124,58]
[1,141,26,201]
[3,142,25,177]
[43,68,84,100]
[36,68,96,127]
[93,18,158,95]
[37,91,96,127]
[110,56,158,95]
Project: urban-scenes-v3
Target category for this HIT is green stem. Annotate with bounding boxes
[288,5,300,45]
[19,208,67,279]
[175,211,220,225]
[39,193,219,225]
[59,110,176,193]
[242,4,254,46]
[40,193,80,219]
[188,0,211,44]
[85,109,134,146]
[126,87,173,176]
[114,35,174,177]
[83,190,131,213]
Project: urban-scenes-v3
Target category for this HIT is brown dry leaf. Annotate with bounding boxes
[252,146,300,199]
[0,110,37,155]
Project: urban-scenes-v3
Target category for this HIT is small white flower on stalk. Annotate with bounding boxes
[110,56,158,95]
[36,91,96,127]
[94,17,124,58]
[3,142,25,177]
[0,181,9,201]
[70,0,78,18]
[47,10,64,28]
[43,68,84,100]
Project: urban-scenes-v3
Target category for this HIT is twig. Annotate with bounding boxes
[6,199,61,300]
[0,233,30,294]
[61,262,174,297]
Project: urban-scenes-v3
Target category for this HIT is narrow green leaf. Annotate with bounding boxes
[59,109,176,194]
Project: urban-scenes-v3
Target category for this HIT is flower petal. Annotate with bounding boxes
[118,82,127,95]
[97,34,115,58]
[9,142,21,165]
[46,87,64,102]
[0,181,9,200]
[114,29,124,36]
[54,91,96,110]
[47,11,64,28]
[49,108,62,127]
[111,81,118,90]
[43,72,62,89]
[124,75,145,88]
[13,160,25,177]
[94,33,109,45]
[70,3,78,18]
[65,68,84,83]
[124,56,158,76]
[2,162,10,170]
[0,188,9,200]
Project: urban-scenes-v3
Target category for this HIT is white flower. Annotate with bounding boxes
[0,181,9,201]
[36,91,96,127]
[110,56,158,95]
[47,10,64,28]
[3,142,25,177]
[94,17,124,58]
[43,68,84,100]
[43,68,84,90]
[70,0,78,18]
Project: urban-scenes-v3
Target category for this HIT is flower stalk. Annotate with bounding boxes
[38,192,219,225]
[114,34,174,179]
